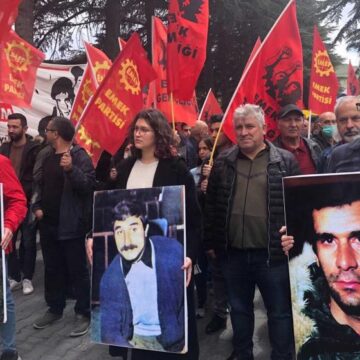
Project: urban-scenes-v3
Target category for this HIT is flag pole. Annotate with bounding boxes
[170,92,176,130]
[307,110,312,139]
[151,16,157,110]
[198,88,212,121]
[209,0,295,164]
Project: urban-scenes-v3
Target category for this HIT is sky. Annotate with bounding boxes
[331,4,359,66]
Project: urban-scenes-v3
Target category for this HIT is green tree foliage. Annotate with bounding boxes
[318,0,360,52]
[17,0,344,108]
[31,0,166,60]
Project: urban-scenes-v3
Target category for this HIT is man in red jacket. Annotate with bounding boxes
[0,154,27,360]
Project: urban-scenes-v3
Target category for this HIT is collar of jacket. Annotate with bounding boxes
[223,140,282,166]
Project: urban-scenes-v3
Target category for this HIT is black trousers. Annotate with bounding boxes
[109,278,199,360]
[39,221,90,316]
[8,208,37,281]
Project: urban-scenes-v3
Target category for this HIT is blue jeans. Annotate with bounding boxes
[0,263,16,353]
[221,249,293,360]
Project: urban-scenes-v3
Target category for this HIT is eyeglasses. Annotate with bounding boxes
[45,128,56,133]
[134,126,153,135]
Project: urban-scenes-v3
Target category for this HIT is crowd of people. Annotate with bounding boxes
[0,94,359,360]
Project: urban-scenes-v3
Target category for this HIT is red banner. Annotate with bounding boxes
[198,89,223,122]
[0,102,13,122]
[0,30,45,107]
[80,33,157,155]
[70,66,95,125]
[0,0,20,42]
[70,65,103,166]
[222,0,303,142]
[72,43,113,165]
[152,16,198,126]
[308,26,339,114]
[244,37,261,72]
[167,0,209,100]
[84,41,112,87]
[347,61,360,96]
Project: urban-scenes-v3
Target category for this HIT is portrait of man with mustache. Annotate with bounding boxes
[283,176,360,359]
[99,199,185,353]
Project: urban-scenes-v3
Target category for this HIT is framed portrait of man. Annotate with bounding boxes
[283,173,360,359]
[91,186,187,354]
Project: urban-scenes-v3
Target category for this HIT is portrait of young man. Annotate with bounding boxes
[283,174,360,359]
[91,187,186,354]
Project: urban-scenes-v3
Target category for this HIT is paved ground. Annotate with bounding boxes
[13,252,271,360]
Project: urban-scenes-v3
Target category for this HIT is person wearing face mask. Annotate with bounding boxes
[318,96,360,173]
[312,112,337,151]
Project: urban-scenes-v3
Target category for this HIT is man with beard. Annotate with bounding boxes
[0,113,39,295]
[282,181,360,358]
[325,96,360,173]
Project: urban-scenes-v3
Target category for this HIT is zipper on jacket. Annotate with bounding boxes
[241,161,253,248]
[225,165,236,251]
[266,162,271,267]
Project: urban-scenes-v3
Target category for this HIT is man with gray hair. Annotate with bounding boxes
[204,104,300,360]
[319,95,360,172]
[326,96,360,172]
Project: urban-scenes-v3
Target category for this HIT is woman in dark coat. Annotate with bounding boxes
[88,109,201,360]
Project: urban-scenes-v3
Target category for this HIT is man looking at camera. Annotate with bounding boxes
[100,200,185,352]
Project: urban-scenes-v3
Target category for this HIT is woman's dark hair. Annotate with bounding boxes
[197,137,214,166]
[128,109,173,159]
[198,137,214,152]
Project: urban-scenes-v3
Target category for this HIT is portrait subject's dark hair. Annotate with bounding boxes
[50,117,75,142]
[8,113,27,127]
[128,108,173,159]
[285,176,360,257]
[112,200,146,223]
[51,77,75,100]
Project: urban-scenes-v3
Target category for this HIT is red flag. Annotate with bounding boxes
[73,43,112,165]
[70,65,103,166]
[222,0,303,143]
[80,33,157,155]
[167,0,209,100]
[347,61,360,96]
[70,66,96,126]
[198,89,223,122]
[0,30,45,107]
[152,16,198,126]
[0,0,21,42]
[84,42,112,87]
[308,26,339,114]
[244,37,261,72]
